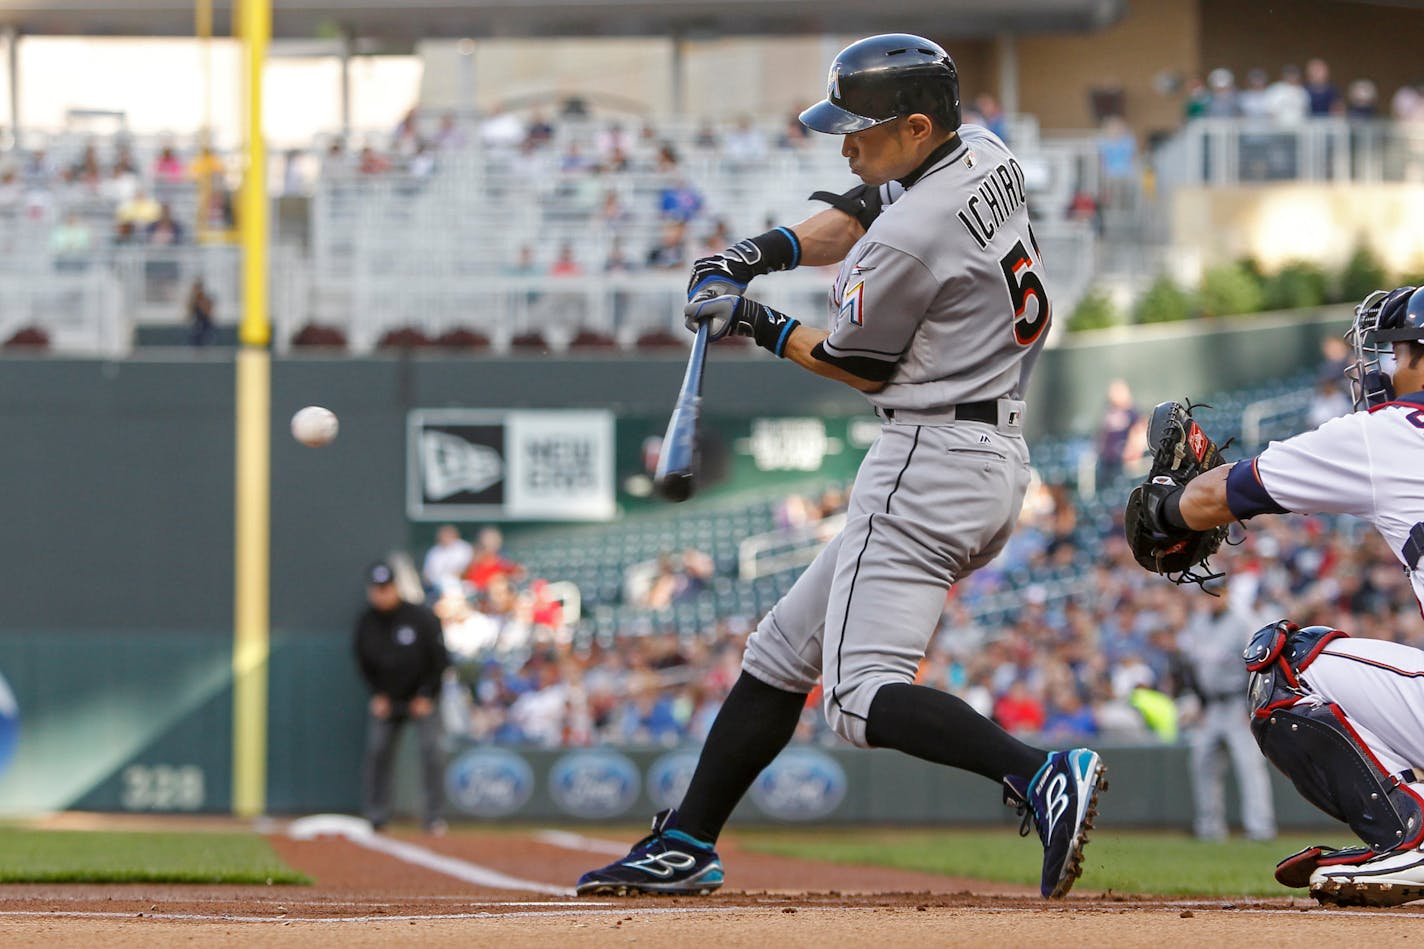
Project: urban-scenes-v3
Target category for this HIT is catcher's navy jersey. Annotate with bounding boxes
[822,124,1052,410]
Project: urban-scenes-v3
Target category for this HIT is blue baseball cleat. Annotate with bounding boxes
[575,809,725,896]
[1004,748,1107,899]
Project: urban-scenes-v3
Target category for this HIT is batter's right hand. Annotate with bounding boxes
[370,694,392,719]
[684,291,753,341]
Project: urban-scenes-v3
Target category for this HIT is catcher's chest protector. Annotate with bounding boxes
[1245,621,1424,852]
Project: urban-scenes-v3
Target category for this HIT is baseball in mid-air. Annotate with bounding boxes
[291,405,339,447]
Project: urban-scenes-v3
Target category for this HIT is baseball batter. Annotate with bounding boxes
[1134,284,1424,906]
[578,33,1105,900]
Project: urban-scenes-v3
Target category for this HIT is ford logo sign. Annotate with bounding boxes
[549,750,640,819]
[646,750,701,812]
[750,747,846,820]
[444,748,534,818]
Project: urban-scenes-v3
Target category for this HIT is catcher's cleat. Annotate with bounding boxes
[1275,844,1375,888]
[1005,748,1107,899]
[575,809,724,897]
[1309,847,1424,907]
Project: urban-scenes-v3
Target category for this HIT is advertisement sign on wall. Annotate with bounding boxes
[408,409,616,521]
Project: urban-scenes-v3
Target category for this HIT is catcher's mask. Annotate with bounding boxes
[1344,285,1422,411]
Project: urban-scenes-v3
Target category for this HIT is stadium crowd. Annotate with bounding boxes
[8,51,1423,272]
[420,460,1423,751]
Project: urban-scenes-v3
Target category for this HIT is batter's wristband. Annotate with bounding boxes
[749,302,800,358]
[745,227,801,274]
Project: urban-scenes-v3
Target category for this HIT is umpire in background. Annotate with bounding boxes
[354,561,449,834]
[1178,576,1277,842]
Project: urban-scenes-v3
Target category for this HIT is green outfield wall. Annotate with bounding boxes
[0,306,1349,818]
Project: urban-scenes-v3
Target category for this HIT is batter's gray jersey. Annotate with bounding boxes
[820,125,1052,410]
[740,125,1045,748]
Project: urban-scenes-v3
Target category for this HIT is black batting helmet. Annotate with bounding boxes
[799,33,961,135]
[1345,285,1424,410]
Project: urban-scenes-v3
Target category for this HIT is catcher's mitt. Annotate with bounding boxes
[1123,400,1230,586]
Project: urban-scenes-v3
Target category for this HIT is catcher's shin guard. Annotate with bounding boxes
[1249,695,1424,853]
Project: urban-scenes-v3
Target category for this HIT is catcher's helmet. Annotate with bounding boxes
[1344,285,1424,410]
[799,34,960,135]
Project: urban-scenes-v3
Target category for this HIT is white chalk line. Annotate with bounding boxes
[348,831,573,897]
[2,900,1422,925]
[533,829,633,855]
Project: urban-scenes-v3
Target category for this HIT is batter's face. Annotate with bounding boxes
[841,113,945,186]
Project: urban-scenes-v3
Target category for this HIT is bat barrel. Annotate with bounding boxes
[654,321,709,502]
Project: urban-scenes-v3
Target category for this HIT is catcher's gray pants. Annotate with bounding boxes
[1189,697,1276,840]
[743,411,1030,748]
[363,712,444,828]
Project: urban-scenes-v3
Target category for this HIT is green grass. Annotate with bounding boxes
[739,828,1333,897]
[0,829,311,884]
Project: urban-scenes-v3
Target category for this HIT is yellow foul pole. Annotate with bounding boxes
[233,0,271,818]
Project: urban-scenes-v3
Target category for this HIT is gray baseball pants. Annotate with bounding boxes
[742,407,1031,747]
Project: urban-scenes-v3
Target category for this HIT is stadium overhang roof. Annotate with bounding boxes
[0,0,1128,42]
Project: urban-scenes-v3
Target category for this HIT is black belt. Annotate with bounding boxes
[881,400,999,424]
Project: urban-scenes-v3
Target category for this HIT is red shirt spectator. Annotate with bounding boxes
[463,526,525,592]
[993,682,1047,735]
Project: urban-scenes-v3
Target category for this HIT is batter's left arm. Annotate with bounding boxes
[783,325,888,393]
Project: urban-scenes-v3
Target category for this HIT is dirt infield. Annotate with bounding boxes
[2,820,1422,946]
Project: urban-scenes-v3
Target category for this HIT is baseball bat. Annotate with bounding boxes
[654,320,710,503]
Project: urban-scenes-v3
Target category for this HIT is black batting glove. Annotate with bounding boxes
[686,227,802,300]
[683,292,800,357]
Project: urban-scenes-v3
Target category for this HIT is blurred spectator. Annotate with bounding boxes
[505,244,542,277]
[1308,335,1353,427]
[973,92,1008,141]
[116,187,162,230]
[354,561,449,835]
[658,174,704,223]
[776,110,811,150]
[423,524,475,597]
[721,115,769,167]
[1095,116,1138,211]
[146,203,185,245]
[639,549,714,610]
[1204,68,1242,117]
[1238,68,1273,119]
[1265,65,1310,124]
[604,237,636,273]
[559,141,596,174]
[595,122,631,163]
[993,680,1046,735]
[1183,73,1211,119]
[1345,79,1379,120]
[646,220,689,270]
[1094,378,1144,484]
[358,146,392,175]
[549,242,583,277]
[49,212,93,269]
[153,145,186,185]
[1304,58,1341,117]
[479,105,526,151]
[433,111,468,151]
[1176,577,1277,841]
[523,110,554,150]
[463,526,526,593]
[186,279,216,347]
[393,106,421,155]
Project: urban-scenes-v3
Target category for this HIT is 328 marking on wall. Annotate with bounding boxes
[120,764,206,811]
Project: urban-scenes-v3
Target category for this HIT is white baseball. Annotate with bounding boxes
[291,405,339,447]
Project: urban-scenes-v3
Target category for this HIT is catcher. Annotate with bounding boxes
[1124,285,1424,907]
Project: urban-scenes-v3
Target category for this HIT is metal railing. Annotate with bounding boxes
[1154,117,1424,189]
